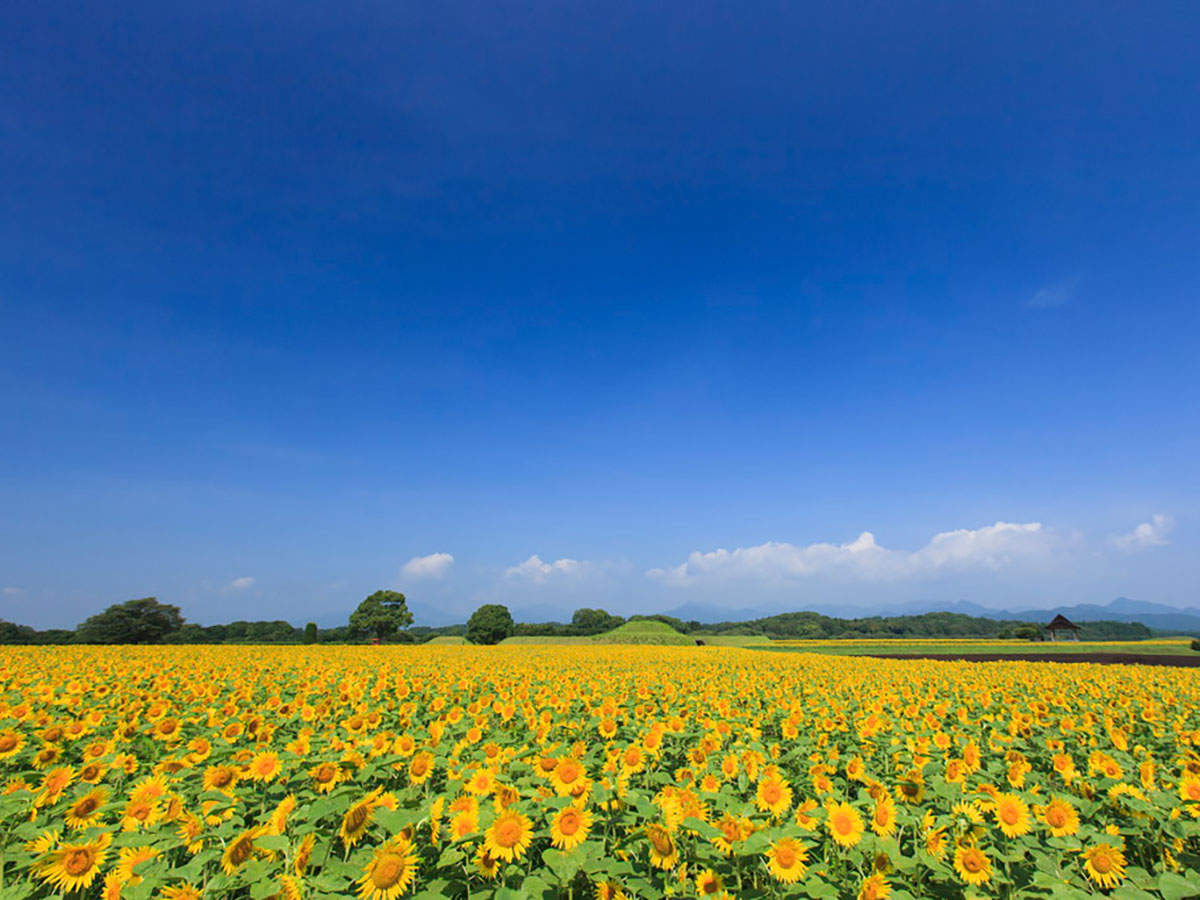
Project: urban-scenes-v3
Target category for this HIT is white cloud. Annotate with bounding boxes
[505,554,590,583]
[2,586,24,596]
[648,521,1054,586]
[1026,279,1078,309]
[1112,514,1173,550]
[403,552,455,579]
[228,576,255,590]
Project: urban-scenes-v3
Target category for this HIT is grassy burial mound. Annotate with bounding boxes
[594,620,696,645]
[502,619,698,646]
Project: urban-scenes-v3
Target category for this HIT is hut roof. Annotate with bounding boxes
[1045,614,1080,631]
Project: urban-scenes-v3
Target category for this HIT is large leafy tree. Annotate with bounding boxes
[348,590,414,641]
[570,608,625,635]
[466,604,514,645]
[75,597,184,644]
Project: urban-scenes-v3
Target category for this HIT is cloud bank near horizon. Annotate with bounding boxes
[402,552,455,578]
[646,521,1063,586]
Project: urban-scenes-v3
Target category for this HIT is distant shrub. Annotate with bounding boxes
[1191,638,1200,652]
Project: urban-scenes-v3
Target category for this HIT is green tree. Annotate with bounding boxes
[304,622,319,644]
[570,608,624,635]
[1013,624,1042,641]
[466,604,514,645]
[75,598,184,644]
[348,590,414,641]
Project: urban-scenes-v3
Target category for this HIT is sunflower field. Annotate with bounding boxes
[1,646,1199,900]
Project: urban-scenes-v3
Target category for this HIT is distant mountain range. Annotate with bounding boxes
[664,597,1200,635]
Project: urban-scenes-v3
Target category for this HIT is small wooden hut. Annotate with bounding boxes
[1044,614,1081,642]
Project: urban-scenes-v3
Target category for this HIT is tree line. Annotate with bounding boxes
[0,595,1155,645]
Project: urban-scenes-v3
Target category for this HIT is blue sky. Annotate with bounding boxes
[2,1,1197,628]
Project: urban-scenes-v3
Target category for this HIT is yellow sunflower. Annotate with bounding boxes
[161,883,204,900]
[953,844,992,887]
[755,775,793,817]
[858,873,892,900]
[992,792,1031,838]
[407,752,434,787]
[485,809,533,862]
[475,846,501,879]
[645,823,679,870]
[114,845,159,886]
[1082,842,1126,889]
[0,730,25,760]
[203,765,239,794]
[870,793,897,838]
[34,831,112,893]
[341,792,380,848]
[826,801,865,848]
[1039,797,1080,837]
[358,836,419,900]
[247,751,282,782]
[765,838,809,883]
[221,829,260,876]
[695,869,724,896]
[64,788,109,829]
[294,833,316,875]
[550,804,592,851]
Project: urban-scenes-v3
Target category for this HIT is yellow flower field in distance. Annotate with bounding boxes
[1,645,1199,900]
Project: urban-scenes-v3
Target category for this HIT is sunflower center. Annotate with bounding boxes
[315,765,336,782]
[230,838,253,865]
[410,758,429,776]
[961,851,983,873]
[495,820,522,848]
[212,770,233,787]
[1046,807,1067,827]
[371,854,405,888]
[775,845,797,868]
[346,805,369,832]
[74,798,98,816]
[63,848,96,876]
[1092,852,1113,874]
[558,765,580,783]
[832,812,852,834]
[1000,806,1018,825]
[763,784,781,804]
[559,812,581,835]
[649,830,673,855]
[0,735,16,752]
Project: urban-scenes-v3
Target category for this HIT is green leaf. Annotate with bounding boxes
[1159,872,1200,900]
[256,833,290,852]
[682,816,722,839]
[1110,887,1159,900]
[518,875,556,899]
[542,847,582,883]
[801,876,840,899]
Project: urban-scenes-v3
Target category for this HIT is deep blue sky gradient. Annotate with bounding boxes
[2,1,1198,627]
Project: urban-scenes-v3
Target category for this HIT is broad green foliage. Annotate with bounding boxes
[466,604,515,645]
[0,646,1198,899]
[74,598,184,644]
[348,591,414,641]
